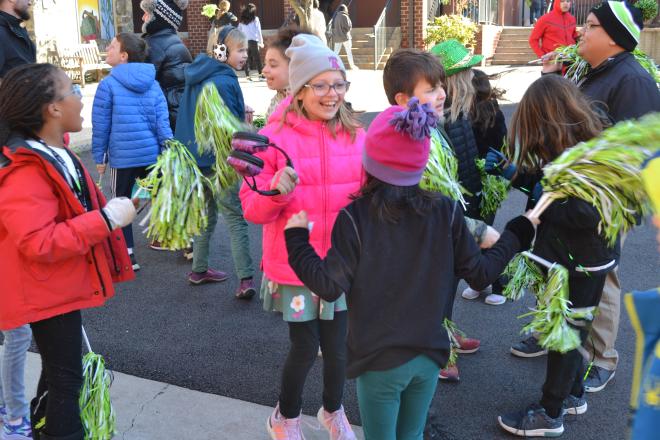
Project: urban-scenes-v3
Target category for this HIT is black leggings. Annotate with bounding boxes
[110,166,148,249]
[540,273,607,418]
[279,312,348,418]
[30,311,84,440]
[245,40,262,75]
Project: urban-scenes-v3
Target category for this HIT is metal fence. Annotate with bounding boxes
[373,0,401,69]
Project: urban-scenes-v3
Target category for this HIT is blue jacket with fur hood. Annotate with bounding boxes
[92,62,172,168]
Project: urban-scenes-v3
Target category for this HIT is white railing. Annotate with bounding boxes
[373,0,401,70]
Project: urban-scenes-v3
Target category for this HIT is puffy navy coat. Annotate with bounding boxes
[92,63,173,168]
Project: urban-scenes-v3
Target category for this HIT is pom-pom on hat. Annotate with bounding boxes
[141,0,189,32]
[285,34,345,96]
[590,1,644,51]
[363,98,439,186]
[430,39,483,77]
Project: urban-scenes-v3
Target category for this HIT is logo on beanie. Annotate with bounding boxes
[328,56,341,70]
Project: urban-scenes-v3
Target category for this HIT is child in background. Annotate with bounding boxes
[382,48,497,382]
[92,32,172,271]
[0,325,32,440]
[461,69,510,304]
[496,75,615,438]
[283,99,536,440]
[262,26,310,119]
[175,26,257,299]
[240,34,363,439]
[238,3,264,80]
[470,69,507,159]
[0,63,135,440]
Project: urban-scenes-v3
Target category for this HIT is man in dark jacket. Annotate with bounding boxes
[0,0,36,79]
[573,0,659,393]
[140,0,193,130]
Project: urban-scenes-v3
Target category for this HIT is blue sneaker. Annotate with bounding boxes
[1,416,32,440]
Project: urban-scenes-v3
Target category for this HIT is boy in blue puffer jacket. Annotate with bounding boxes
[92,32,172,271]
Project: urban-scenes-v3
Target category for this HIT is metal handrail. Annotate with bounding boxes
[373,0,400,70]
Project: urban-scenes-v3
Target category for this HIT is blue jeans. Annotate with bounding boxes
[0,325,32,420]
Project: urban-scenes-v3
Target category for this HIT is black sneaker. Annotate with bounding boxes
[584,365,615,393]
[510,336,548,358]
[498,404,564,437]
[129,253,140,271]
[562,394,587,415]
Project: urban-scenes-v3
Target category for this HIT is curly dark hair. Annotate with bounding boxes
[0,64,62,146]
[267,25,312,59]
[240,3,256,24]
[470,69,505,132]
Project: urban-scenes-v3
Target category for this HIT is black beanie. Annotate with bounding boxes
[590,1,644,52]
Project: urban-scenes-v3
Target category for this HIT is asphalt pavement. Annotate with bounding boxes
[25,68,660,439]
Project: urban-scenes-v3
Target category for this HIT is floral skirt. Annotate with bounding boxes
[260,276,347,322]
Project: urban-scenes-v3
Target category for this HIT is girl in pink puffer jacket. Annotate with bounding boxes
[239,34,364,439]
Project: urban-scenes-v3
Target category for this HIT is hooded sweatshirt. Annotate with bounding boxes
[528,0,578,57]
[92,62,173,168]
[175,54,245,169]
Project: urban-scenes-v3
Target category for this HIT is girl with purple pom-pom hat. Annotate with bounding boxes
[284,98,537,439]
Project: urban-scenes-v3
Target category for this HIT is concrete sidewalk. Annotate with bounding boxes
[20,351,363,439]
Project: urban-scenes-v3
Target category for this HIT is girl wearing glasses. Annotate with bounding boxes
[0,63,136,440]
[240,34,363,439]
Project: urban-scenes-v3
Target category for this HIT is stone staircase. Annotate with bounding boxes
[336,27,401,70]
[491,27,538,65]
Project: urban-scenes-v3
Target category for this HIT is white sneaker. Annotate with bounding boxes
[485,293,506,305]
[461,285,492,300]
[267,404,305,440]
[317,406,356,440]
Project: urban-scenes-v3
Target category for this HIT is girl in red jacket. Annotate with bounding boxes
[239,34,364,439]
[0,64,136,440]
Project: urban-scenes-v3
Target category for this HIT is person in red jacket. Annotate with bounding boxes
[529,0,578,62]
[0,63,136,440]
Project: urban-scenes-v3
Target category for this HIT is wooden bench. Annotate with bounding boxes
[54,40,111,87]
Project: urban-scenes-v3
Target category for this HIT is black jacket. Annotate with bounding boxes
[144,28,193,128]
[471,101,507,158]
[0,11,36,79]
[579,51,660,123]
[512,171,617,275]
[285,195,533,378]
[443,113,483,220]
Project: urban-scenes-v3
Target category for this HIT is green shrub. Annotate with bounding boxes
[424,15,478,49]
[634,0,658,22]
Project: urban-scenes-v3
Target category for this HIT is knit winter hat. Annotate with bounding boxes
[285,34,345,95]
[430,39,483,77]
[141,0,189,32]
[590,1,644,51]
[363,98,439,186]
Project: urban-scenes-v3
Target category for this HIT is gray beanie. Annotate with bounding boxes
[285,34,346,95]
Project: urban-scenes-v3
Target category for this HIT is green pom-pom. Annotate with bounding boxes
[80,352,116,440]
[421,129,468,208]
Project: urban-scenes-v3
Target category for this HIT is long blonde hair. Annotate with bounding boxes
[445,69,475,123]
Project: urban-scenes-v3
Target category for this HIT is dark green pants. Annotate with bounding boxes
[356,355,440,440]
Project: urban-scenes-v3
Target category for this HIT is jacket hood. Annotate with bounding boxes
[553,0,567,14]
[184,54,236,86]
[110,63,156,92]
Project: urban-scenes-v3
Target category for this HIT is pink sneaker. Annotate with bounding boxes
[188,268,228,285]
[317,406,356,440]
[439,364,460,382]
[455,335,481,354]
[267,404,306,440]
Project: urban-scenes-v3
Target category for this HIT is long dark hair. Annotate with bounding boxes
[470,69,504,132]
[0,64,62,146]
[352,173,440,223]
[240,3,256,24]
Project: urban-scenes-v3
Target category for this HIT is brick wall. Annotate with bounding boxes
[400,0,426,49]
[186,0,209,57]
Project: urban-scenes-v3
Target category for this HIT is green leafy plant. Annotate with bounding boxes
[194,83,244,190]
[634,0,658,22]
[424,15,478,49]
[476,157,510,218]
[421,129,468,208]
[138,139,213,250]
[253,114,266,129]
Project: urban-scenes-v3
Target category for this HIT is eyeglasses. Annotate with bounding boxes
[59,84,83,100]
[583,22,602,31]
[303,81,350,96]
